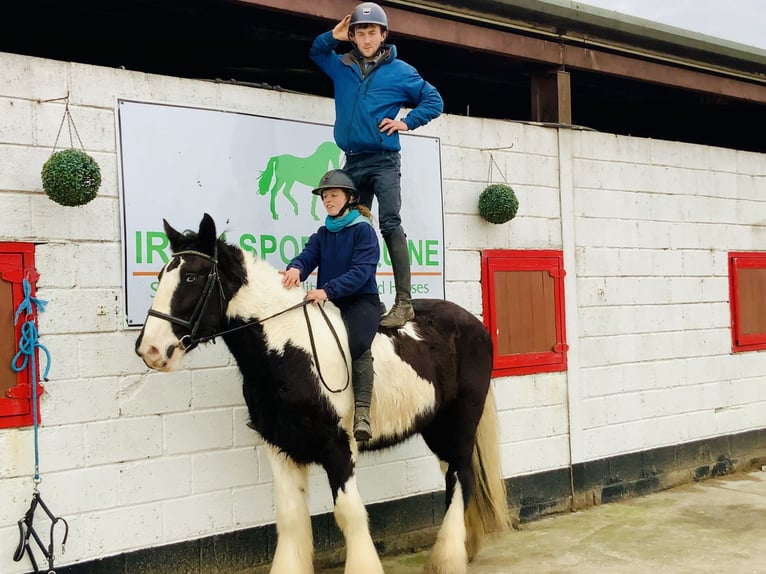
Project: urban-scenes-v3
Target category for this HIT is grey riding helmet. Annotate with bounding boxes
[349,2,388,30]
[311,169,359,200]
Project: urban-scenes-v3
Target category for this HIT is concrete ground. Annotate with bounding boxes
[317,470,766,574]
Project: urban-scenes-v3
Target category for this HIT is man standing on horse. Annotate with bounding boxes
[281,169,381,441]
[310,2,443,328]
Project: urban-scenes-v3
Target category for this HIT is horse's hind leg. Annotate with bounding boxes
[322,441,384,574]
[269,180,285,220]
[422,410,480,574]
[266,446,313,574]
[425,461,470,574]
[282,181,299,215]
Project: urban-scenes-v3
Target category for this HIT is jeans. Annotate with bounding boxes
[343,151,402,238]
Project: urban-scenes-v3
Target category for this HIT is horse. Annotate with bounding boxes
[135,214,511,574]
[257,140,342,221]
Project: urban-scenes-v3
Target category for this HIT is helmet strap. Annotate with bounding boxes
[330,192,361,219]
[331,199,351,219]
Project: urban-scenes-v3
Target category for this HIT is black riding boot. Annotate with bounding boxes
[352,349,374,441]
[380,226,414,328]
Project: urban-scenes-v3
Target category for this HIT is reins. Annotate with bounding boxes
[302,303,350,394]
[149,250,350,394]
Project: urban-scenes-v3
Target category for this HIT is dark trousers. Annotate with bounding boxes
[334,293,381,360]
[343,151,402,238]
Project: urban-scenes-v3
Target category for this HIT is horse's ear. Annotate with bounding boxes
[199,213,217,254]
[163,219,184,252]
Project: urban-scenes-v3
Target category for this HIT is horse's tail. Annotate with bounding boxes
[464,387,512,559]
[258,156,277,195]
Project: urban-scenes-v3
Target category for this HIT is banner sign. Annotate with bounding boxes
[117,100,445,326]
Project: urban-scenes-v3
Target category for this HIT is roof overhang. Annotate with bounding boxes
[241,0,766,104]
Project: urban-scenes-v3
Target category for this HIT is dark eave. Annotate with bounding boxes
[2,0,765,152]
[242,0,766,104]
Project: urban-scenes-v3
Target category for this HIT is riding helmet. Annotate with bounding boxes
[349,2,388,30]
[311,169,359,199]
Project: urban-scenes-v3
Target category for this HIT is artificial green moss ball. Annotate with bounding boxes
[478,183,519,224]
[41,149,102,207]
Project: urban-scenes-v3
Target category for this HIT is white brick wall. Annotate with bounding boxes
[1,50,766,573]
[572,130,766,463]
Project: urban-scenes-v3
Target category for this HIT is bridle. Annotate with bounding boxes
[146,249,350,393]
[147,249,225,352]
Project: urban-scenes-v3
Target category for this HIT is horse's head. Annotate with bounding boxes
[135,213,244,371]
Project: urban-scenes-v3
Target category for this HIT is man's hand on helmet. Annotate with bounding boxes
[333,15,351,41]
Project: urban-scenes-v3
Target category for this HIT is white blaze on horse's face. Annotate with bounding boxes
[137,261,186,372]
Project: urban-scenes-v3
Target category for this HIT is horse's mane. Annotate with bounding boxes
[214,236,308,318]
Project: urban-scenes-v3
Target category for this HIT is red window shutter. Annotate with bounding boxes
[481,250,568,377]
[0,243,41,428]
[729,252,766,353]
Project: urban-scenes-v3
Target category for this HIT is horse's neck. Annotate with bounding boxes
[227,253,305,320]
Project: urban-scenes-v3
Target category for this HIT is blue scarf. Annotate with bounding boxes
[325,209,370,232]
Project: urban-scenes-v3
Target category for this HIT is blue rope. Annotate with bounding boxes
[11,278,51,484]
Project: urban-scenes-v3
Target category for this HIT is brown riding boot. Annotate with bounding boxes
[381,296,414,328]
[380,227,414,328]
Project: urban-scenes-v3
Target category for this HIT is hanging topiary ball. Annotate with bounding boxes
[478,183,519,224]
[41,148,102,207]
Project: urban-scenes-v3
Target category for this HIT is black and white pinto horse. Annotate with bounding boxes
[135,214,510,574]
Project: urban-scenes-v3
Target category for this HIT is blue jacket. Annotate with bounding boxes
[310,31,443,154]
[287,219,380,300]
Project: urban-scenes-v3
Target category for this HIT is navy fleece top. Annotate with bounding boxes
[287,220,380,300]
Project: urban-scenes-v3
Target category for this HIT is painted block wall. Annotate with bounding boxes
[0,50,765,571]
[570,131,766,462]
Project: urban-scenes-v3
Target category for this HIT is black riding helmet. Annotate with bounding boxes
[311,169,358,199]
[312,169,360,218]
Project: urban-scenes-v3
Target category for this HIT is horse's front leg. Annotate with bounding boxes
[267,446,313,574]
[323,442,384,574]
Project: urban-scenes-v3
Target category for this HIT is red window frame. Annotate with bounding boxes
[728,251,766,353]
[481,249,568,377]
[0,243,42,428]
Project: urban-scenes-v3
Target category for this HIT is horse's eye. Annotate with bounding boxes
[185,273,197,283]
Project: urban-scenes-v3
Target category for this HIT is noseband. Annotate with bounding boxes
[147,249,224,351]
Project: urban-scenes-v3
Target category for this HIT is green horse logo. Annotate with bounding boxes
[258,141,343,221]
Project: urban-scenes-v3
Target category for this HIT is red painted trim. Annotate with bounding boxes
[0,243,41,429]
[728,251,766,353]
[481,249,568,378]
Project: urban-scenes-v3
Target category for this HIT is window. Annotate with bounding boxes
[481,250,568,377]
[0,243,41,429]
[728,252,766,353]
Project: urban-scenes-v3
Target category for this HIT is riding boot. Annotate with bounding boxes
[352,349,374,441]
[380,226,414,328]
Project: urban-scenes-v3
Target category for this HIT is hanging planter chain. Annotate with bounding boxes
[52,95,86,154]
[487,151,509,186]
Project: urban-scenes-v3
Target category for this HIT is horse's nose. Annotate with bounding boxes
[141,344,163,365]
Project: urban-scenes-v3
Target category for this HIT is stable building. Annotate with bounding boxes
[1,1,765,572]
